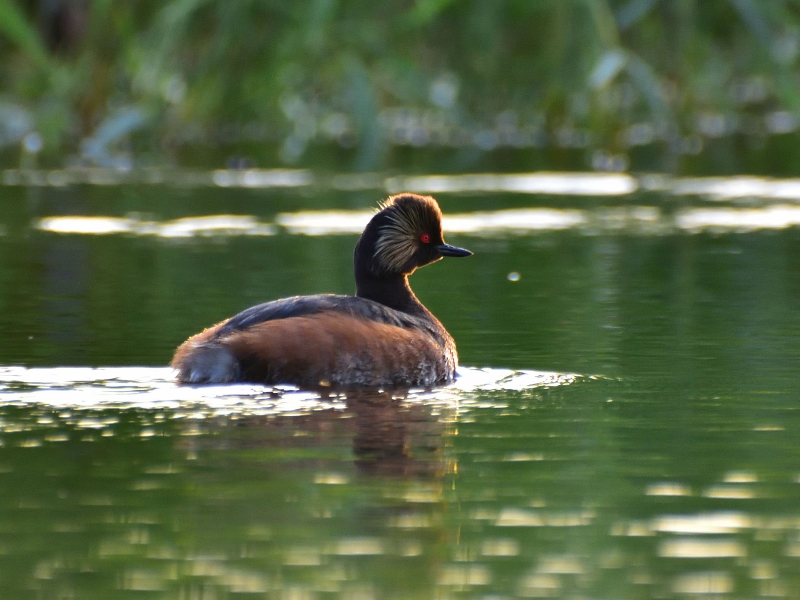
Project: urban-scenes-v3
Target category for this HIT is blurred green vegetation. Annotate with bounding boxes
[2,0,800,173]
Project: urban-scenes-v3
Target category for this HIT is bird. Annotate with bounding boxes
[171,193,472,388]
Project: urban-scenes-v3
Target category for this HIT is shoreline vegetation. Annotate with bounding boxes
[2,0,800,175]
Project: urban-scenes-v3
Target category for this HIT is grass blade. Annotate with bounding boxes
[0,0,50,68]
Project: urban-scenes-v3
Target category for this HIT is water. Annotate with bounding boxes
[2,171,800,598]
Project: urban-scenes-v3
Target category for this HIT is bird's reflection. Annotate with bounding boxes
[345,389,449,479]
[195,388,454,479]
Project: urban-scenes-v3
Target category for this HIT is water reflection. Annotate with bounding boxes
[346,391,450,479]
[192,389,452,479]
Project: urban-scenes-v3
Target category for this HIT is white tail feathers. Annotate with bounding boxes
[173,342,240,384]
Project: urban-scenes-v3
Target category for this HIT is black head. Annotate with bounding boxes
[355,193,472,278]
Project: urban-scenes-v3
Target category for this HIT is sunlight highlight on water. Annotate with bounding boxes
[36,215,276,237]
[276,210,372,235]
[9,166,800,208]
[35,204,800,238]
[276,208,592,235]
[675,204,800,232]
[665,175,800,200]
[385,172,638,195]
[212,169,314,188]
[651,513,752,534]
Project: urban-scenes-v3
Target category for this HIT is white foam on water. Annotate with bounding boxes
[0,366,579,415]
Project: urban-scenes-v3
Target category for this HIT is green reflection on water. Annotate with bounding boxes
[1,184,800,598]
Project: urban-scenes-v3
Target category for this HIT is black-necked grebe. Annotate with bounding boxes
[171,193,472,387]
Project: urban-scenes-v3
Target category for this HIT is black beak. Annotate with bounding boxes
[437,243,472,258]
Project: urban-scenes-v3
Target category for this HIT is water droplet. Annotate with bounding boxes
[507,272,521,282]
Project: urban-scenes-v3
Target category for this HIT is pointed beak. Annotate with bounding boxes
[437,243,472,258]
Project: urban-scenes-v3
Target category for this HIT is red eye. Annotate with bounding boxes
[420,233,431,243]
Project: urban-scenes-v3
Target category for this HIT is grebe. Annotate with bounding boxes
[171,193,472,387]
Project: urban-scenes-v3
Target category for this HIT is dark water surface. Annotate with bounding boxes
[1,173,800,598]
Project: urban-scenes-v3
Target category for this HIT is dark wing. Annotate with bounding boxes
[213,294,426,338]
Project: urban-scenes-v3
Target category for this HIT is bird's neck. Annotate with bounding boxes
[355,271,429,317]
[353,232,432,318]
